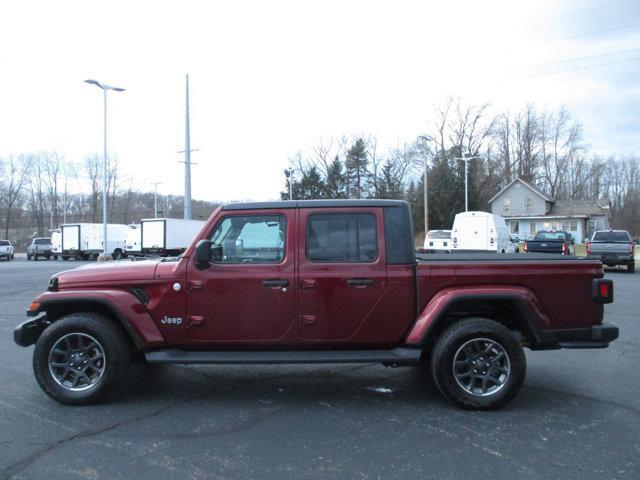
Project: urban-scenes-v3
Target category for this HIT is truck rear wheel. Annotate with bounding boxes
[33,313,132,405]
[430,318,526,410]
[628,262,635,273]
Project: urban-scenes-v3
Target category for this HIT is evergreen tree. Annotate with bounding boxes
[345,138,369,199]
[323,156,347,198]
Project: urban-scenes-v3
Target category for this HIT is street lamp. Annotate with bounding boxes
[151,182,164,218]
[85,79,125,259]
[454,150,479,212]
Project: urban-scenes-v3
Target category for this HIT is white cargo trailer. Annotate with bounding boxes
[141,218,205,256]
[51,229,61,260]
[61,223,128,260]
[125,224,142,256]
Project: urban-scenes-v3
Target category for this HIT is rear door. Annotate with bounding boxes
[62,225,80,252]
[297,208,387,341]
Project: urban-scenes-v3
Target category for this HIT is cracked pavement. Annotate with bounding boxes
[0,259,639,479]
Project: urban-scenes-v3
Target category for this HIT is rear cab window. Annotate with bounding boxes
[593,231,630,242]
[307,213,378,262]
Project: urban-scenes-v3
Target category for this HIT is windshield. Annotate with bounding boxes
[427,231,451,239]
[593,231,630,242]
[34,238,51,245]
[0,241,9,246]
[534,231,569,241]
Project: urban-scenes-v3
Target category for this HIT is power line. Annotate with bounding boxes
[537,23,640,44]
[513,47,640,70]
[517,55,640,78]
[523,1,638,24]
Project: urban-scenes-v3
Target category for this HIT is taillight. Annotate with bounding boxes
[631,242,635,255]
[586,242,591,256]
[592,278,613,303]
[490,237,494,245]
[453,237,458,244]
[562,242,567,254]
[524,241,528,252]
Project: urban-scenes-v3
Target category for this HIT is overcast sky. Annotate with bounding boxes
[1,0,638,202]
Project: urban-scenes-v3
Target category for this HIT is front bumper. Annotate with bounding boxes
[13,316,49,347]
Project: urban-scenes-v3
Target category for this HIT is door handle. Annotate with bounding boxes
[347,278,375,287]
[262,279,289,288]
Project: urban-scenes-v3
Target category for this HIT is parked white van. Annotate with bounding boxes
[451,211,518,253]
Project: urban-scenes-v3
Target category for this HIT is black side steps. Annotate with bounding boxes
[145,347,422,365]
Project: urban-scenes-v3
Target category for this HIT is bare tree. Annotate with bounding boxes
[1,155,28,239]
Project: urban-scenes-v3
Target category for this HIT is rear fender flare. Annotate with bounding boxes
[405,286,553,346]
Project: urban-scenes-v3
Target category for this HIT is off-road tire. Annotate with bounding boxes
[430,318,526,410]
[27,254,31,260]
[62,256,69,261]
[33,254,38,261]
[628,262,635,273]
[53,255,58,260]
[33,313,132,405]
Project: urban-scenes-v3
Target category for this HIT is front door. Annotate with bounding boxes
[187,210,295,343]
[297,208,388,341]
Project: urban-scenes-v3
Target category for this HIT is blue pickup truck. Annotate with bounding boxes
[524,230,574,255]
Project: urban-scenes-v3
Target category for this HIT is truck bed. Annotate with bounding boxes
[416,252,581,262]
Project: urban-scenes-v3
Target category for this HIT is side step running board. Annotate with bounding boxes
[145,347,422,365]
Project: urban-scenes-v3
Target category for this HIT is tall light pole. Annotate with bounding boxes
[85,79,124,258]
[288,167,294,200]
[151,182,164,218]
[419,136,433,239]
[454,149,479,212]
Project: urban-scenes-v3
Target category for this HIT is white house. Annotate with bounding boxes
[488,177,610,243]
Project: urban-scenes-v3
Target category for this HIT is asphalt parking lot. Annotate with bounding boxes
[0,258,638,480]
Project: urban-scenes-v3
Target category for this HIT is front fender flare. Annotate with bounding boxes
[405,285,553,346]
[26,290,165,349]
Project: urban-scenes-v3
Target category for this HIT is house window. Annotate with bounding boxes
[525,196,533,213]
[570,220,578,232]
[562,220,570,231]
[529,221,536,236]
[510,221,519,234]
[503,197,511,214]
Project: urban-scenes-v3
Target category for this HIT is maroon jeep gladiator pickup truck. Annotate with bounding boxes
[14,200,618,409]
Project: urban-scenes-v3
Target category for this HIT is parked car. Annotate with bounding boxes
[27,238,53,261]
[15,200,618,410]
[0,240,14,261]
[524,230,574,255]
[419,229,452,253]
[587,229,635,272]
[451,211,516,253]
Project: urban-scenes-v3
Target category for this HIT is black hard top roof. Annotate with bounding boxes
[222,199,408,211]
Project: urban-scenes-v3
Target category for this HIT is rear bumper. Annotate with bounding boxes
[540,323,620,349]
[588,253,633,265]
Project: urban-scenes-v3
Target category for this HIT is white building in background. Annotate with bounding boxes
[488,177,610,243]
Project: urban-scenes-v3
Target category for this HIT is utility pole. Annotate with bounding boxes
[423,165,428,235]
[179,74,198,220]
[288,168,293,200]
[151,182,163,218]
[454,147,479,212]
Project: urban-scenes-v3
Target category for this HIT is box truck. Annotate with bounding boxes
[125,224,142,257]
[140,218,205,256]
[51,229,61,260]
[451,211,518,253]
[61,223,128,260]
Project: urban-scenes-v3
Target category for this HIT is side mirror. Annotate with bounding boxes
[195,239,212,269]
[513,236,520,243]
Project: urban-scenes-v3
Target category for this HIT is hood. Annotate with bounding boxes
[54,259,161,287]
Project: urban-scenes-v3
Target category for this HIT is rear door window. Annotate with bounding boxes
[307,213,378,262]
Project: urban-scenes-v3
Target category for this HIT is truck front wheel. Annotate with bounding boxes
[430,318,526,410]
[32,313,132,405]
